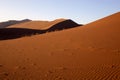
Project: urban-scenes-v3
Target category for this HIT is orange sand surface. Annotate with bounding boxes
[0,12,120,80]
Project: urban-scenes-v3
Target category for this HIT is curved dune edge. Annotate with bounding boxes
[0,19,31,28]
[8,18,67,29]
[0,12,120,80]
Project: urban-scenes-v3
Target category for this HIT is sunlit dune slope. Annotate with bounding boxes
[0,19,31,28]
[8,18,66,29]
[0,12,120,80]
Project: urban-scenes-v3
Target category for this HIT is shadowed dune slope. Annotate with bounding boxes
[0,28,46,40]
[0,19,31,28]
[0,19,81,40]
[0,12,120,80]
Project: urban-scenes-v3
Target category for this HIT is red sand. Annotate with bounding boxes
[0,12,120,80]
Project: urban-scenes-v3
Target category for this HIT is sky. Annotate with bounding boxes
[0,0,120,24]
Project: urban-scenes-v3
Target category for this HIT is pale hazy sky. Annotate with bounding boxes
[0,0,120,24]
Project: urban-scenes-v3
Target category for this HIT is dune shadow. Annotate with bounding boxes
[0,19,82,40]
[0,28,46,40]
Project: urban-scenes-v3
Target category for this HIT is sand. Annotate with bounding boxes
[0,12,120,80]
[0,19,31,28]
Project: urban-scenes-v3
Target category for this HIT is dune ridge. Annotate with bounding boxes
[8,18,67,29]
[0,19,81,40]
[0,19,31,28]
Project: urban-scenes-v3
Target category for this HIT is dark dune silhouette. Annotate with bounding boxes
[0,28,46,40]
[47,19,81,32]
[0,19,31,28]
[0,19,81,40]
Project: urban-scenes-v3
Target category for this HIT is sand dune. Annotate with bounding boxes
[0,12,120,80]
[0,19,80,40]
[8,18,67,29]
[0,19,31,28]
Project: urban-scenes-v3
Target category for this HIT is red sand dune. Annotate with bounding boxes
[8,18,66,29]
[0,19,31,28]
[0,12,120,80]
[0,19,80,40]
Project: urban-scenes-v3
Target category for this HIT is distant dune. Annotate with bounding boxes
[8,18,67,29]
[0,12,120,80]
[0,19,81,40]
[0,19,31,28]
